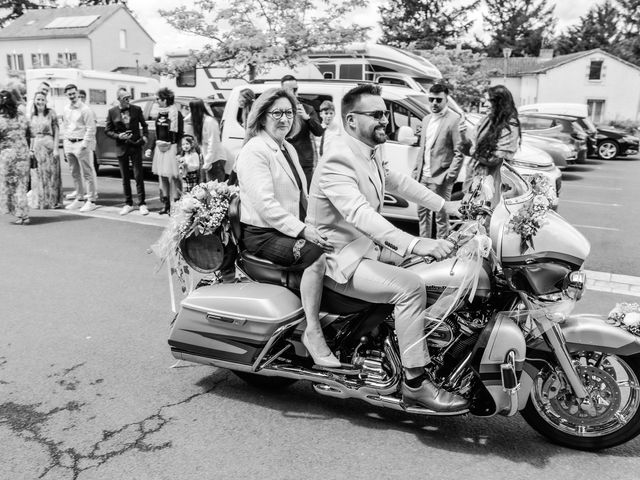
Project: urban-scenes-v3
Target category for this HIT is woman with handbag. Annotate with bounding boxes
[184,98,227,182]
[28,91,62,209]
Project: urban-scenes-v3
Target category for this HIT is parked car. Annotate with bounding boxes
[466,112,576,169]
[594,126,640,160]
[94,96,222,172]
[221,81,561,220]
[518,112,588,164]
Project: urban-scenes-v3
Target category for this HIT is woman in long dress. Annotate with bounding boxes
[0,89,30,224]
[185,98,226,182]
[29,91,62,209]
[464,85,521,208]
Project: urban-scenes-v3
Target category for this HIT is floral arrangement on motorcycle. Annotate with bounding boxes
[151,181,239,293]
[507,174,557,254]
[608,303,640,335]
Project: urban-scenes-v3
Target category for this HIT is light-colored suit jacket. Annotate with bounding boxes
[413,109,464,185]
[236,131,307,238]
[307,134,445,284]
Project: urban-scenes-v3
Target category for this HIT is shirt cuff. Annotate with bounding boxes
[408,237,420,255]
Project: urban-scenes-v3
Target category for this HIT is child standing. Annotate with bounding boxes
[178,135,202,193]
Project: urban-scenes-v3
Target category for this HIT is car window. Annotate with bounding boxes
[148,100,159,121]
[520,116,554,130]
[298,93,333,117]
[384,100,422,144]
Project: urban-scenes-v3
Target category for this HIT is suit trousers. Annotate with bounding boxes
[118,146,145,206]
[324,257,429,369]
[417,179,453,239]
[64,140,97,202]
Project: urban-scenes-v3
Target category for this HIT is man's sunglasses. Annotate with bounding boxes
[350,110,390,120]
[428,97,444,104]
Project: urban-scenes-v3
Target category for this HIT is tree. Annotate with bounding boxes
[379,0,480,49]
[419,46,496,109]
[554,1,619,55]
[78,0,127,5]
[157,0,369,81]
[483,0,556,57]
[0,0,56,28]
[615,0,640,65]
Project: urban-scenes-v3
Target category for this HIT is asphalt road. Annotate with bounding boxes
[1,154,640,479]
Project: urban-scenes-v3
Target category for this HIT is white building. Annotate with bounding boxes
[0,4,154,77]
[483,49,640,123]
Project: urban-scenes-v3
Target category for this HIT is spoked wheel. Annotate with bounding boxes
[597,140,619,160]
[521,351,640,450]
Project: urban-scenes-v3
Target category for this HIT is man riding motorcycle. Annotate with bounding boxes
[306,84,465,412]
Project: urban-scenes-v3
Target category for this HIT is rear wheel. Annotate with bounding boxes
[232,371,297,389]
[598,140,619,160]
[521,351,640,450]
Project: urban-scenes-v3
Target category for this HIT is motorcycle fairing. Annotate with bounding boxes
[561,314,640,356]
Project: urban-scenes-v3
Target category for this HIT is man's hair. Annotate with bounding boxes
[341,83,382,122]
[79,89,87,97]
[156,87,175,106]
[117,88,130,99]
[64,83,78,93]
[280,74,297,85]
[429,83,449,96]
[319,100,335,112]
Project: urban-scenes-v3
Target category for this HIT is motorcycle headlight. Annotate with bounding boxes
[563,271,587,300]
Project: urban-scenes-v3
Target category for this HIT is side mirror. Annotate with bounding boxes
[397,125,418,146]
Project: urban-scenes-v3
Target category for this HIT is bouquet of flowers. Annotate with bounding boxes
[607,302,640,336]
[507,174,557,254]
[151,181,239,289]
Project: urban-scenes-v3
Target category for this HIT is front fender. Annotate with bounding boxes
[561,314,640,356]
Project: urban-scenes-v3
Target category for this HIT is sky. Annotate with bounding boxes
[63,0,605,57]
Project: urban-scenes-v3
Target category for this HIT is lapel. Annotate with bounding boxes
[346,135,384,211]
[260,132,305,194]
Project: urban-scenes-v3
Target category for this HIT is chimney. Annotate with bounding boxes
[538,48,554,59]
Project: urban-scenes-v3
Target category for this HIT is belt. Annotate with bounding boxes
[66,138,83,143]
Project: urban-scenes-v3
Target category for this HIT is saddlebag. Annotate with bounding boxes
[169,282,304,366]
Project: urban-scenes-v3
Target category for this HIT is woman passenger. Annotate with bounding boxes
[235,88,339,367]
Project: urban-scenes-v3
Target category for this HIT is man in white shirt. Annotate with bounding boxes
[62,84,98,212]
[413,83,465,239]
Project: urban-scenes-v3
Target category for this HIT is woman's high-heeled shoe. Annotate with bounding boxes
[302,331,341,368]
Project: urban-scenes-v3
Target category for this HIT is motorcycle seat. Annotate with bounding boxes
[238,251,373,314]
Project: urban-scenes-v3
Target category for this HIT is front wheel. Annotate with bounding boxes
[598,140,619,160]
[521,351,640,450]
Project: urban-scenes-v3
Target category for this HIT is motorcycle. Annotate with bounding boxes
[168,164,640,450]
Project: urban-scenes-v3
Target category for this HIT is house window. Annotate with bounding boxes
[6,53,24,71]
[89,89,107,105]
[587,99,605,123]
[589,60,603,80]
[31,53,50,68]
[119,29,127,50]
[58,52,77,64]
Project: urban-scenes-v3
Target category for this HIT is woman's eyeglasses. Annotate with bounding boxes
[428,97,444,104]
[267,109,294,120]
[350,110,390,120]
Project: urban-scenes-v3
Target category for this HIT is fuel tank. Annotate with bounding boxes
[406,257,491,303]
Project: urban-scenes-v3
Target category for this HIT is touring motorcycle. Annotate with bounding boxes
[168,164,640,450]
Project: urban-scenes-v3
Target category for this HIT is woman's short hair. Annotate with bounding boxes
[156,87,175,106]
[244,88,298,144]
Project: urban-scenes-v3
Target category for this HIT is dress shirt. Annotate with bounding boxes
[421,110,445,180]
[62,101,96,149]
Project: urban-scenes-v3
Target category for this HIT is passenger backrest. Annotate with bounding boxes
[228,195,242,247]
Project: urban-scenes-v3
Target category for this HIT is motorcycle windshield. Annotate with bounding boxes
[498,298,577,342]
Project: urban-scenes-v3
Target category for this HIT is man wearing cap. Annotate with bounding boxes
[105,88,149,215]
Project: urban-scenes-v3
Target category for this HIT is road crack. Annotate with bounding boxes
[1,369,229,479]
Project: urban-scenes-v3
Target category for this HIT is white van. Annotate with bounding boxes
[519,103,588,118]
[221,81,560,221]
[25,68,159,120]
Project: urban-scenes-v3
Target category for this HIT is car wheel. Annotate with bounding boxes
[598,140,619,160]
